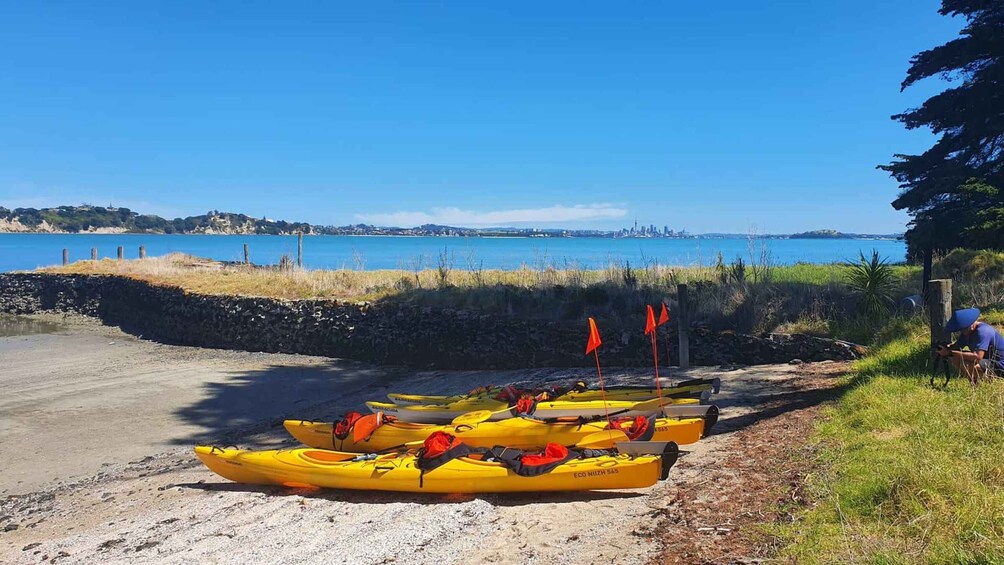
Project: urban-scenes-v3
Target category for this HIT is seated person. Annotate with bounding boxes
[937,308,1004,384]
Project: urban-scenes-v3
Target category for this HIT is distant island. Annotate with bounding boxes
[0,204,903,240]
[787,229,902,240]
[0,205,311,236]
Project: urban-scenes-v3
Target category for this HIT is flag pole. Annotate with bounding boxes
[586,317,610,425]
[593,349,610,424]
[645,305,665,409]
[651,330,664,408]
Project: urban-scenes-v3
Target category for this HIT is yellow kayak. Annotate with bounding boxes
[387,378,720,406]
[365,397,700,423]
[284,408,717,452]
[194,442,677,493]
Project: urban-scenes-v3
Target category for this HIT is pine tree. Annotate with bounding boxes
[881,1,1004,254]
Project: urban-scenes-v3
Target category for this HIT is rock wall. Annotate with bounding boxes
[0,273,863,368]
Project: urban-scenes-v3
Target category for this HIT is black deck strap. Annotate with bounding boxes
[486,446,523,466]
[660,442,680,480]
[674,377,711,388]
[577,448,614,458]
[416,443,487,488]
[539,415,592,425]
[486,445,578,477]
[701,405,720,437]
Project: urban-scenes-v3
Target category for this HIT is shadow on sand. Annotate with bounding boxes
[170,359,406,446]
[175,480,646,505]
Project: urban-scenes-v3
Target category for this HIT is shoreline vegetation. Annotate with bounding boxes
[0,204,903,239]
[38,249,1004,342]
[39,251,925,344]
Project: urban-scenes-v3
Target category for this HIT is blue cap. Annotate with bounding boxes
[945,308,980,333]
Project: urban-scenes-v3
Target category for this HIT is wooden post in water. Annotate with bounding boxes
[929,279,952,346]
[297,232,303,268]
[91,248,97,261]
[117,246,124,260]
[139,245,146,259]
[677,283,690,370]
[243,243,250,265]
[62,248,69,266]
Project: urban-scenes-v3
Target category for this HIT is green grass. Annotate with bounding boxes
[775,312,1004,563]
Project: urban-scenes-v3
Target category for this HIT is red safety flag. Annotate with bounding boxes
[658,303,670,326]
[644,305,656,336]
[585,317,602,355]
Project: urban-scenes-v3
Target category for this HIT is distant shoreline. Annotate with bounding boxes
[0,232,903,241]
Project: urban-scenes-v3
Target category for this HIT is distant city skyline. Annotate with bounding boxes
[0,1,960,233]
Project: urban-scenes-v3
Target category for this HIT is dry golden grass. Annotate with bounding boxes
[36,253,921,341]
[38,253,735,301]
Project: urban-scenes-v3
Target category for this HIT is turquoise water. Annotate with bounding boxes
[0,233,907,272]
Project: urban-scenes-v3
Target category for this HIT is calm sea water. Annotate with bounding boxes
[0,233,907,272]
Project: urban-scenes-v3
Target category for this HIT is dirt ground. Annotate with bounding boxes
[0,314,848,564]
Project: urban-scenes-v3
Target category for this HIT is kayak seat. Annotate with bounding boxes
[485,443,578,477]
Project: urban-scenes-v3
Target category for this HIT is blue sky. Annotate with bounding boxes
[0,1,961,233]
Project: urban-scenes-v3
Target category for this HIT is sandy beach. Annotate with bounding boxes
[0,314,843,564]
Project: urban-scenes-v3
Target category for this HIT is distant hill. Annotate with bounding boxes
[788,229,903,240]
[789,229,846,239]
[0,205,312,235]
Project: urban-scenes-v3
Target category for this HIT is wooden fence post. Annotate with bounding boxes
[91,248,97,261]
[677,283,690,369]
[139,245,146,259]
[243,243,250,265]
[929,279,952,346]
[117,246,124,260]
[62,248,69,266]
[297,232,303,268]
[922,244,933,304]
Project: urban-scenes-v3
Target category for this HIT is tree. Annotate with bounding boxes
[881,1,1004,255]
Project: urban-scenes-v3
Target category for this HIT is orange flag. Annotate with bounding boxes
[585,318,602,355]
[658,303,670,326]
[644,305,656,336]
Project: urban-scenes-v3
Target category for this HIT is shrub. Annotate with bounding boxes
[846,250,897,317]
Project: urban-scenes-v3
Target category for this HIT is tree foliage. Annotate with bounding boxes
[881,1,1004,254]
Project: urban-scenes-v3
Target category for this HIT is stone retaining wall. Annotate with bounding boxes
[0,273,863,368]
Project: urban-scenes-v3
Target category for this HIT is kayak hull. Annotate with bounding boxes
[387,378,720,406]
[284,413,709,452]
[194,446,663,493]
[366,398,701,424]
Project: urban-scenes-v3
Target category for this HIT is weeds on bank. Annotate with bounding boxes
[775,312,1004,563]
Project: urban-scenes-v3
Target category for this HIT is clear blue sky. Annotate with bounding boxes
[0,1,962,233]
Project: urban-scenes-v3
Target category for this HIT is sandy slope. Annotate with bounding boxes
[0,315,828,564]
